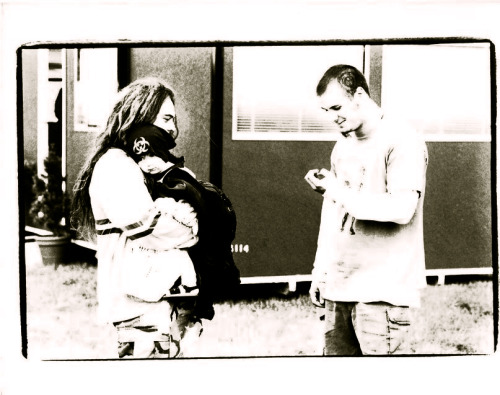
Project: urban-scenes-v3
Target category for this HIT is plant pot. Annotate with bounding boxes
[36,235,71,267]
[25,235,43,269]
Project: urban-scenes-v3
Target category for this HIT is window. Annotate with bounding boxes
[36,49,64,175]
[232,45,364,141]
[381,43,491,142]
[74,48,118,132]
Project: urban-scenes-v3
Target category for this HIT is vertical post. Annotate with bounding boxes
[489,42,499,348]
[366,45,383,107]
[60,49,68,229]
[37,49,49,176]
[17,47,28,358]
[117,46,131,90]
[61,49,67,195]
[210,46,224,187]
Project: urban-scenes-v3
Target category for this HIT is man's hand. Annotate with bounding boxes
[309,278,325,308]
[304,168,335,195]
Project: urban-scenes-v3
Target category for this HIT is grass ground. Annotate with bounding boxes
[24,258,495,360]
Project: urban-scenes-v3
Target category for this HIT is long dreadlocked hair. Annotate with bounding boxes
[71,77,175,241]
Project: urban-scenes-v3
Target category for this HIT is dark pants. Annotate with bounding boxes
[324,300,411,355]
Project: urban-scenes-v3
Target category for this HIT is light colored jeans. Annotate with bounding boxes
[113,298,201,358]
[324,300,411,355]
[114,315,171,358]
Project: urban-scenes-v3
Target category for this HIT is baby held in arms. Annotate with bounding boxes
[124,123,200,301]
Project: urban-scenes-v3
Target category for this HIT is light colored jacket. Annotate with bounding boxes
[89,148,198,323]
[313,117,428,307]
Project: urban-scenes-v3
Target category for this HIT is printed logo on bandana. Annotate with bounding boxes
[133,137,150,155]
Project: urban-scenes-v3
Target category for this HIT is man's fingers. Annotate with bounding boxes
[309,285,325,307]
[305,178,317,189]
[318,168,330,177]
[305,169,319,178]
[305,169,320,189]
[311,297,324,308]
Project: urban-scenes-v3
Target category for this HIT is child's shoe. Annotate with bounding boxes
[164,276,199,298]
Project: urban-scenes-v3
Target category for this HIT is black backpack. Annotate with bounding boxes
[152,166,240,319]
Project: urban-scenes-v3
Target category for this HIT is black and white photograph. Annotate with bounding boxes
[1,1,499,394]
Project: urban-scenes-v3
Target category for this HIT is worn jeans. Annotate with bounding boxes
[114,315,171,358]
[114,298,200,358]
[324,300,411,355]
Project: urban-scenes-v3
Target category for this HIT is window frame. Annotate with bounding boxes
[73,48,119,133]
[231,45,366,142]
[380,43,492,143]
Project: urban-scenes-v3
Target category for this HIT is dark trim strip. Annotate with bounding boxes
[95,218,112,225]
[149,212,161,229]
[128,228,154,241]
[96,228,122,235]
[124,220,145,231]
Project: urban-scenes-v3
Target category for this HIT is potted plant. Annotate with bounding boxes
[29,146,72,266]
[23,160,37,227]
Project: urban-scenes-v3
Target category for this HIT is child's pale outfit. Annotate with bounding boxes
[121,239,198,302]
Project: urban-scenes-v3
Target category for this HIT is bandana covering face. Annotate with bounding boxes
[125,124,177,163]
